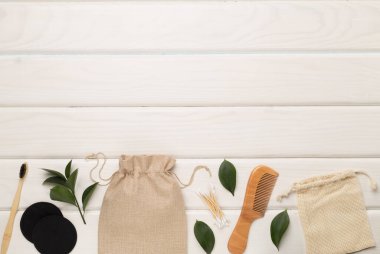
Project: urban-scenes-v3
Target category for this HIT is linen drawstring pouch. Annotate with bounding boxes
[277,170,377,254]
[86,154,210,254]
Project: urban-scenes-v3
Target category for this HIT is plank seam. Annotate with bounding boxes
[3,104,380,108]
[2,156,380,159]
[3,49,380,56]
[2,106,380,109]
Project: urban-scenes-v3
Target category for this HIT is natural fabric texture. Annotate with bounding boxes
[278,170,376,254]
[99,155,187,254]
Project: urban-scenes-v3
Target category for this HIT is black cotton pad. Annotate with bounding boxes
[20,202,63,242]
[32,215,77,254]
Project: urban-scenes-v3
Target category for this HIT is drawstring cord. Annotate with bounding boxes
[277,170,378,202]
[170,165,212,189]
[85,152,212,188]
[354,170,378,191]
[277,183,297,202]
[85,152,113,186]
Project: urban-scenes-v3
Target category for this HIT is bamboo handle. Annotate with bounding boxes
[1,179,24,254]
[228,216,256,254]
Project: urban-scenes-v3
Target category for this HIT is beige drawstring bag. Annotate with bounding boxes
[278,170,377,254]
[86,154,210,254]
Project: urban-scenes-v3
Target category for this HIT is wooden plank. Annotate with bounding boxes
[0,210,379,253]
[0,158,379,210]
[2,54,380,106]
[1,2,380,52]
[1,107,380,158]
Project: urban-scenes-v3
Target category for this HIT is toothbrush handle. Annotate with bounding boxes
[1,180,24,254]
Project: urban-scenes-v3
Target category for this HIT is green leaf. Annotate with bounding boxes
[50,185,76,206]
[41,168,66,180]
[42,164,89,224]
[65,160,72,178]
[82,182,98,212]
[67,169,78,193]
[194,220,215,254]
[218,159,237,196]
[271,210,290,250]
[43,176,68,187]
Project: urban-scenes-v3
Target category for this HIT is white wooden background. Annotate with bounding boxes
[0,1,380,253]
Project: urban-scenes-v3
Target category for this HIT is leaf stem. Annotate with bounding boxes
[74,194,86,224]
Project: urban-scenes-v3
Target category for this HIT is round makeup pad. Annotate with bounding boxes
[20,202,63,242]
[32,215,77,254]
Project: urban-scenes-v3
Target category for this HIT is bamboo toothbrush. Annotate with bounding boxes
[228,165,278,254]
[1,163,28,254]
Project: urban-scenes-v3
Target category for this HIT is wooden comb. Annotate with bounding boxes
[228,165,279,254]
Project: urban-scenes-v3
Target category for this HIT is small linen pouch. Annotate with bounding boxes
[98,155,186,254]
[87,154,210,254]
[278,170,377,254]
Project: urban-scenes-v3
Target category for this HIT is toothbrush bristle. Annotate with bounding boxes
[19,163,27,178]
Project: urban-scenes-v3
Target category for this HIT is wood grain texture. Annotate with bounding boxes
[1,2,380,52]
[1,1,380,253]
[1,107,380,158]
[0,158,379,211]
[0,210,378,254]
[2,54,380,106]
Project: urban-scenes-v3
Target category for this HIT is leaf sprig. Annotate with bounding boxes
[194,220,215,254]
[218,159,237,196]
[271,209,290,250]
[42,160,98,224]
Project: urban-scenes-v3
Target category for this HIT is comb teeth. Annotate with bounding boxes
[253,173,277,214]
